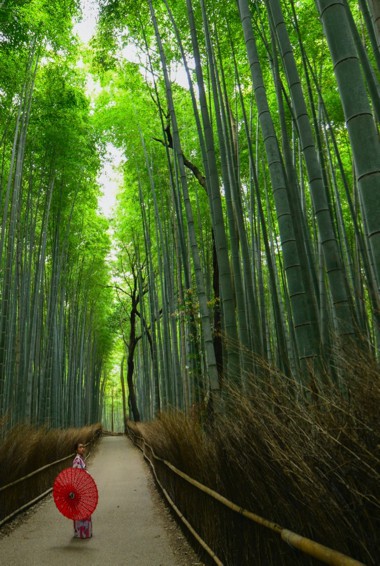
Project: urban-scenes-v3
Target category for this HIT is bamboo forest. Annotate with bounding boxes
[0,0,379,564]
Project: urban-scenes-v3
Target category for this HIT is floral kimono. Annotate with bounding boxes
[72,454,92,538]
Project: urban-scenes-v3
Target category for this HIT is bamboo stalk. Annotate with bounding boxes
[281,530,365,566]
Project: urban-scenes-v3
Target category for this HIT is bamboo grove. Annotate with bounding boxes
[94,0,380,421]
[0,0,114,429]
[1,0,380,427]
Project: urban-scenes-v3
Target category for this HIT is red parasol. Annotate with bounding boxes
[53,468,98,521]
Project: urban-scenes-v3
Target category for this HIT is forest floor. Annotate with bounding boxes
[0,435,205,566]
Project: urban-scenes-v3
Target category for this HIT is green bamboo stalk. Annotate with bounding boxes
[315,0,380,292]
[238,0,321,367]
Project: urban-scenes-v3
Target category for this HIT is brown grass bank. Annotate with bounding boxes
[0,423,102,524]
[129,353,379,565]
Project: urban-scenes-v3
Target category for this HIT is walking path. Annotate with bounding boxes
[0,436,204,566]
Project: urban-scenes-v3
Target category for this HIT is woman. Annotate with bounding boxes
[72,442,93,539]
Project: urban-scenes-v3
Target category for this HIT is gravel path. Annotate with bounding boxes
[0,436,205,566]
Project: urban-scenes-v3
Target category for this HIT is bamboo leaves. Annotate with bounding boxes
[0,4,115,428]
[91,0,380,415]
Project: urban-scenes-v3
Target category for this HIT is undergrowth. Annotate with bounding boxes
[0,423,102,523]
[129,348,379,565]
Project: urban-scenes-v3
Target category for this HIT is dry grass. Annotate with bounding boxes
[130,349,379,565]
[0,423,102,523]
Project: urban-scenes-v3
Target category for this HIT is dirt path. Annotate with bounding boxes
[0,436,205,566]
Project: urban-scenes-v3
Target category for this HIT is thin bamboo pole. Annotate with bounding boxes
[281,530,365,566]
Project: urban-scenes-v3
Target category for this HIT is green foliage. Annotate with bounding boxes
[0,0,116,428]
[91,0,380,418]
[1,0,379,430]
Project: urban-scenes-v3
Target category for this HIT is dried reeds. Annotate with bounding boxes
[130,348,379,565]
[0,423,102,524]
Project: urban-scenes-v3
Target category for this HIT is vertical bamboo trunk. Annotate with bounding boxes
[150,0,221,401]
[367,0,380,53]
[238,0,321,368]
[186,0,240,382]
[315,0,380,291]
[138,176,161,413]
[268,0,357,340]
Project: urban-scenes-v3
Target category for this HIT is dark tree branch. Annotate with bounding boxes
[153,122,207,189]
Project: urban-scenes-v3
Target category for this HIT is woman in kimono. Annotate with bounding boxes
[72,442,93,538]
